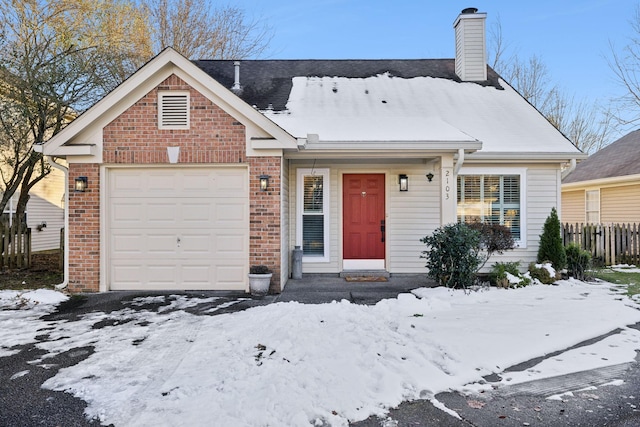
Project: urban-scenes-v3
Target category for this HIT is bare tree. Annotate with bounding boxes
[489,17,614,153]
[143,0,273,59]
[0,0,150,222]
[608,5,640,127]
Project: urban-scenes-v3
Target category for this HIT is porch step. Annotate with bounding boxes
[340,270,390,279]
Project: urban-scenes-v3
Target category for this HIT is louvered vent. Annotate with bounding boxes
[159,92,189,129]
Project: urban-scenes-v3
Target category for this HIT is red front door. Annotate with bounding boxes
[343,174,385,260]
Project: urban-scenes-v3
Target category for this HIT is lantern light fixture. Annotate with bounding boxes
[259,174,270,191]
[399,174,408,192]
[74,176,88,192]
[426,172,434,182]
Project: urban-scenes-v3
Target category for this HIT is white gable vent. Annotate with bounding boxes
[158,91,190,129]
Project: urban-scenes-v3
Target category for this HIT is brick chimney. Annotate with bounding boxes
[453,7,487,81]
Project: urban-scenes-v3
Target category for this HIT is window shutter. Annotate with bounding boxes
[159,92,189,129]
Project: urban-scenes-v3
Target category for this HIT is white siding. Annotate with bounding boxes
[290,161,439,274]
[387,166,440,273]
[454,13,487,81]
[2,168,65,253]
[27,195,64,252]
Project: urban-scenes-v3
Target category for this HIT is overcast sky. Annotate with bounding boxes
[234,0,635,107]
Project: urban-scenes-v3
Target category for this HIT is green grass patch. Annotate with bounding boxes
[589,267,640,297]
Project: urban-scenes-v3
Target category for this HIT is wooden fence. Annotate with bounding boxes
[562,223,640,266]
[0,216,31,269]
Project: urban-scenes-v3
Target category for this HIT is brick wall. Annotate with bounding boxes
[67,164,100,293]
[67,74,282,292]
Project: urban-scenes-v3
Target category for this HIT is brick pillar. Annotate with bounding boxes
[68,164,100,292]
[249,156,282,292]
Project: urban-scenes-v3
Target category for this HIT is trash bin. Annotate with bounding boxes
[292,245,303,279]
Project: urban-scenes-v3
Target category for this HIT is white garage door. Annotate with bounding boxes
[107,167,248,291]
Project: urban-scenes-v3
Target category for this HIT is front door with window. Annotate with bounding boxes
[343,174,385,269]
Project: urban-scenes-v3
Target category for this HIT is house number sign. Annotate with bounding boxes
[442,167,452,200]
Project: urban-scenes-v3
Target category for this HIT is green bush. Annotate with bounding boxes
[565,243,591,281]
[467,222,516,270]
[420,223,483,289]
[528,262,556,284]
[489,261,531,288]
[537,207,567,271]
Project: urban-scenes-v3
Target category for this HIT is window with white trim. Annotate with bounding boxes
[585,190,600,223]
[158,91,190,129]
[457,169,526,244]
[296,168,330,262]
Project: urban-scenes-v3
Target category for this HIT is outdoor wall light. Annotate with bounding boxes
[426,172,434,182]
[259,175,270,191]
[74,176,88,192]
[399,174,408,191]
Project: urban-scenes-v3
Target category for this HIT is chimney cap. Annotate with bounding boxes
[461,7,478,14]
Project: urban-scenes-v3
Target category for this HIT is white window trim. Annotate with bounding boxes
[457,167,528,248]
[158,91,190,130]
[296,168,330,262]
[585,189,600,224]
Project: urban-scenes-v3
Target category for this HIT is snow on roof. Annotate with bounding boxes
[263,73,579,154]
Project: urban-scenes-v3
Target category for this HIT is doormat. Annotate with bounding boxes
[344,276,388,282]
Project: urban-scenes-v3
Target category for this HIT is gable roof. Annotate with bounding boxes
[563,129,640,184]
[38,49,298,157]
[195,59,583,159]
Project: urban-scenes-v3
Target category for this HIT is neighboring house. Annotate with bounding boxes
[562,129,640,224]
[1,167,65,253]
[38,9,584,293]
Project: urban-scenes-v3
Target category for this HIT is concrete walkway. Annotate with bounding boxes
[276,274,434,304]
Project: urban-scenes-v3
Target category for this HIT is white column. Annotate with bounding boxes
[440,154,457,225]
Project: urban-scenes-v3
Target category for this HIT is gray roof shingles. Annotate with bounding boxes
[192,59,503,111]
[563,129,640,183]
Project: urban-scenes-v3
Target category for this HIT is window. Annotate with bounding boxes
[158,91,190,129]
[297,168,330,262]
[585,190,600,223]
[457,169,525,243]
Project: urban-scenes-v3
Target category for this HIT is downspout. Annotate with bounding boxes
[46,156,69,290]
[561,158,577,180]
[453,148,465,175]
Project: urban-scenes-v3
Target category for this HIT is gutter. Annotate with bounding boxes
[454,148,465,175]
[45,156,69,290]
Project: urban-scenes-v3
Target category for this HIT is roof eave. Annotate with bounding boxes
[467,151,588,162]
[562,173,640,189]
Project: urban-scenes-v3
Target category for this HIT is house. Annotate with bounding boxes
[37,9,584,293]
[562,129,640,224]
[1,162,65,254]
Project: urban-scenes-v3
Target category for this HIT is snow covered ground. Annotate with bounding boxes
[1,280,640,426]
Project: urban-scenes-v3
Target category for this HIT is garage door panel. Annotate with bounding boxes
[111,201,145,226]
[108,167,249,291]
[215,265,246,289]
[180,234,212,255]
[147,234,179,256]
[181,202,214,225]
[147,203,180,224]
[112,233,145,256]
[215,234,245,255]
[181,265,211,285]
[216,202,246,224]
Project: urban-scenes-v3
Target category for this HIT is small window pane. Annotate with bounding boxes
[303,215,324,255]
[303,176,323,213]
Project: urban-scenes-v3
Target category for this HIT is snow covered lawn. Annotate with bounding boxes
[2,280,640,426]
